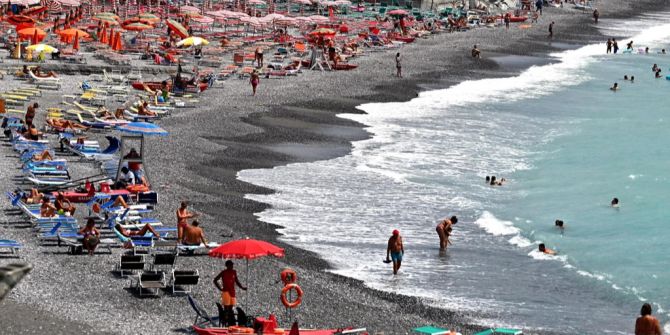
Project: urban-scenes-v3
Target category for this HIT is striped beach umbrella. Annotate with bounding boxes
[116,122,168,136]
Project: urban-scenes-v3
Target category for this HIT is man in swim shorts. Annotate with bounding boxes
[213,260,247,314]
[386,229,404,275]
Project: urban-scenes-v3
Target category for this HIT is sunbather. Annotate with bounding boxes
[177,201,199,240]
[78,218,100,256]
[23,124,42,141]
[137,102,157,117]
[40,197,57,217]
[181,220,210,247]
[115,223,160,238]
[55,193,76,216]
[21,188,44,204]
[31,150,53,161]
[47,118,89,131]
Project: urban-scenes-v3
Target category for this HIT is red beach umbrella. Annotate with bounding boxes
[6,15,36,26]
[18,27,46,43]
[166,18,189,38]
[208,238,285,259]
[108,27,115,47]
[99,25,108,43]
[208,238,285,309]
[387,9,408,16]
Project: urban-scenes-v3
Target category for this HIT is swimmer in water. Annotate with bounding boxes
[538,243,556,255]
[610,82,619,91]
[652,64,659,72]
[662,49,667,54]
[630,76,635,83]
[626,40,634,50]
[555,219,564,231]
[490,176,497,186]
[485,176,490,183]
[655,69,662,78]
[611,197,619,208]
[645,47,649,54]
[624,75,629,80]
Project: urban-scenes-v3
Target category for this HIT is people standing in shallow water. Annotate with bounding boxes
[613,39,619,54]
[606,39,612,54]
[626,40,634,50]
[386,229,404,275]
[436,216,458,250]
[611,197,619,208]
[635,303,662,335]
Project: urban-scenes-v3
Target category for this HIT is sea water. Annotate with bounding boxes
[239,14,670,334]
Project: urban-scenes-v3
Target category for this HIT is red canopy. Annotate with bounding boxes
[208,238,285,260]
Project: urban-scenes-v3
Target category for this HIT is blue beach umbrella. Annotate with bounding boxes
[116,122,168,136]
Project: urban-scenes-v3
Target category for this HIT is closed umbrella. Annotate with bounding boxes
[18,27,46,43]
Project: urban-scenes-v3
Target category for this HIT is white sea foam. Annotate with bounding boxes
[475,211,520,236]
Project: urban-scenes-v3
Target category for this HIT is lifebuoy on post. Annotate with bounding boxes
[280,283,303,309]
[280,268,297,285]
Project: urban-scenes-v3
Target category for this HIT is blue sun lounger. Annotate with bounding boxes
[474,329,522,335]
[0,240,22,254]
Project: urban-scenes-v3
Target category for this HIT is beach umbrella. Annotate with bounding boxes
[56,0,80,6]
[309,27,336,36]
[94,16,120,25]
[190,16,214,24]
[6,15,35,26]
[72,31,80,50]
[94,12,120,20]
[18,27,46,43]
[108,27,116,47]
[116,122,168,136]
[123,17,155,26]
[138,13,160,23]
[26,44,58,53]
[308,15,328,23]
[180,5,200,14]
[166,18,189,38]
[176,36,209,47]
[22,5,47,16]
[208,238,285,309]
[123,22,152,31]
[58,28,89,40]
[99,25,108,43]
[387,9,409,16]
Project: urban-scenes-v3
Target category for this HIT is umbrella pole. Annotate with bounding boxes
[246,258,250,312]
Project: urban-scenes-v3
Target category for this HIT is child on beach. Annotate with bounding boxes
[395,52,402,78]
[250,70,260,96]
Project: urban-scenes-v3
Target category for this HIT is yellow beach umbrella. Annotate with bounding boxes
[25,44,59,54]
[176,36,209,47]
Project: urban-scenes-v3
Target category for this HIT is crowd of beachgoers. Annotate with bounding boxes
[0,0,667,334]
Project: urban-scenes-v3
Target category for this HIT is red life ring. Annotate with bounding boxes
[280,283,303,309]
[280,268,297,285]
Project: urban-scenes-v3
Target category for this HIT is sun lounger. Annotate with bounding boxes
[0,240,22,254]
[413,326,460,335]
[57,234,115,255]
[134,270,166,296]
[171,270,199,295]
[117,254,145,276]
[473,329,522,335]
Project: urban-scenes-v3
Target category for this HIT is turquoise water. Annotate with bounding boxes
[239,15,670,334]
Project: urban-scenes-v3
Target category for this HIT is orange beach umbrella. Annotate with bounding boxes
[18,27,46,44]
[58,28,89,43]
[99,25,108,43]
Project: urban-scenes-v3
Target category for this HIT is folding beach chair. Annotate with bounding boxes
[187,294,220,327]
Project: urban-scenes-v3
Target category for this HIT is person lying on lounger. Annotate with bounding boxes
[47,118,89,131]
[19,188,43,204]
[31,150,53,161]
[114,223,160,239]
[137,102,157,117]
[40,197,57,217]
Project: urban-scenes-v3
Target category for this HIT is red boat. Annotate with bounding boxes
[389,34,415,43]
[131,81,209,93]
[52,182,129,203]
[193,326,366,335]
[509,16,528,22]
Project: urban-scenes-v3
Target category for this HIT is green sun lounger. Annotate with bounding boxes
[413,326,453,335]
[474,328,522,335]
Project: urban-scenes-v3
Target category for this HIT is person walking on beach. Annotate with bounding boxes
[613,38,619,54]
[593,8,600,24]
[635,303,662,335]
[177,201,199,241]
[548,21,554,39]
[214,260,247,316]
[471,45,481,59]
[606,38,613,54]
[386,229,404,275]
[250,70,260,96]
[535,0,543,15]
[395,52,402,78]
[504,13,510,30]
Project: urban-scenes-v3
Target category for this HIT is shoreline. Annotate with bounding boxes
[1,1,668,334]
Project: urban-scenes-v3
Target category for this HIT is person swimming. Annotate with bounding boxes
[624,75,629,80]
[485,176,490,183]
[652,64,659,72]
[490,176,497,185]
[655,69,662,78]
[611,197,619,208]
[662,49,667,54]
[630,76,635,83]
[645,47,649,54]
[610,82,619,91]
[555,219,564,229]
[538,243,556,255]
